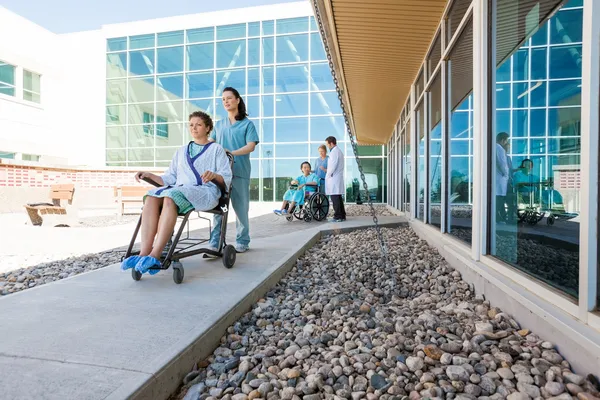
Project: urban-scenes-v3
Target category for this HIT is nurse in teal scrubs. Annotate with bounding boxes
[208,87,259,253]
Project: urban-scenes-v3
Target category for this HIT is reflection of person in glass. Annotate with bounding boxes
[313,144,328,194]
[514,158,540,206]
[495,132,510,222]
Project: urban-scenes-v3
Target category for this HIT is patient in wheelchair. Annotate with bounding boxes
[121,111,232,274]
[274,161,318,216]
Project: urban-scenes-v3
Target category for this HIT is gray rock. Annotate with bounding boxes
[406,356,424,372]
[184,383,206,400]
[447,366,469,382]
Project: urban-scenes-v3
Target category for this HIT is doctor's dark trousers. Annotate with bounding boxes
[331,195,346,220]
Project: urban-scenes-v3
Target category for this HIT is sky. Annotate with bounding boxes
[1,0,302,33]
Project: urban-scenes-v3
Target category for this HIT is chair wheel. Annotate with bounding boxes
[304,213,312,222]
[286,213,294,222]
[223,245,236,269]
[132,268,142,281]
[172,262,184,284]
[547,216,555,225]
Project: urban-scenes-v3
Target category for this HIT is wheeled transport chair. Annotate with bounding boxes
[283,179,329,222]
[122,152,236,284]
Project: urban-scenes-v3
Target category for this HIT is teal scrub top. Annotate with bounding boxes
[211,117,259,179]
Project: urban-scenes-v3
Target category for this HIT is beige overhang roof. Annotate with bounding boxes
[312,0,448,145]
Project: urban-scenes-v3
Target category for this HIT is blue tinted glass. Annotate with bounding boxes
[129,34,154,49]
[513,49,529,81]
[450,111,469,138]
[549,79,581,106]
[216,69,245,96]
[531,48,547,80]
[262,96,275,117]
[158,31,184,46]
[262,119,274,142]
[187,43,214,71]
[311,92,341,115]
[187,27,214,43]
[248,22,260,37]
[107,53,127,79]
[276,93,308,116]
[496,83,510,109]
[157,47,183,74]
[310,63,334,91]
[188,98,214,115]
[276,117,309,142]
[310,17,318,31]
[107,37,127,52]
[276,17,309,34]
[156,74,184,99]
[530,82,546,107]
[276,144,308,158]
[248,68,260,95]
[530,138,546,154]
[530,109,546,137]
[246,95,260,118]
[512,82,528,108]
[512,110,528,138]
[551,9,583,44]
[496,59,511,82]
[248,39,260,65]
[277,35,309,63]
[450,140,469,156]
[187,72,214,98]
[262,20,274,35]
[548,107,581,136]
[531,24,547,46]
[497,110,510,134]
[129,50,155,75]
[310,116,345,141]
[564,0,583,7]
[216,40,246,68]
[262,38,275,65]
[310,33,326,61]
[217,23,246,40]
[512,139,528,155]
[276,65,309,93]
[550,46,582,79]
[262,67,274,93]
[129,77,154,103]
[215,101,226,120]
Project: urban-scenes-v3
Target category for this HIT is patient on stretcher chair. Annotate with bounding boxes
[273,161,318,216]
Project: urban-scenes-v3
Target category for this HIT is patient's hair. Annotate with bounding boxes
[301,161,312,170]
[189,111,214,134]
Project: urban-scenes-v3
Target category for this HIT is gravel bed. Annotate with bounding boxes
[173,227,600,400]
[0,251,122,296]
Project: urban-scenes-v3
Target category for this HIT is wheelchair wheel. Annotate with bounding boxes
[223,245,236,269]
[132,268,142,281]
[293,206,303,220]
[309,193,329,221]
[172,262,184,284]
[304,213,312,222]
[547,215,555,226]
[286,213,294,222]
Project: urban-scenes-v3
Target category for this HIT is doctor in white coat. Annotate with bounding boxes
[325,136,346,222]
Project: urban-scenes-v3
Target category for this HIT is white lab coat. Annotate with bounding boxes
[495,143,509,196]
[325,145,345,195]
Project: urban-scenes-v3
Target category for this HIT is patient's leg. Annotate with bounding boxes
[140,196,163,256]
[149,197,178,259]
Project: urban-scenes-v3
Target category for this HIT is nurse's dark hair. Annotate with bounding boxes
[189,111,214,134]
[325,136,337,145]
[222,87,248,121]
[301,161,312,170]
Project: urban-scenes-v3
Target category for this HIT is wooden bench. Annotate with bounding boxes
[24,184,75,226]
[114,186,152,217]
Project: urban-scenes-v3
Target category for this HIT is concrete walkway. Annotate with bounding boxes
[0,216,405,400]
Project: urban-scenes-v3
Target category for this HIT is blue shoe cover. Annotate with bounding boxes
[135,256,162,275]
[121,256,141,271]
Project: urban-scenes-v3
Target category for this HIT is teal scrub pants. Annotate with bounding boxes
[210,176,250,248]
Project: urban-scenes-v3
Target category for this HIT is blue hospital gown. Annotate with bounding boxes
[283,173,319,206]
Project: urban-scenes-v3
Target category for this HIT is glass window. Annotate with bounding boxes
[310,33,327,61]
[248,22,260,37]
[128,147,154,162]
[428,33,442,77]
[248,68,260,95]
[128,103,153,125]
[310,17,318,32]
[128,77,154,103]
[497,60,511,82]
[107,37,127,52]
[275,159,301,199]
[248,39,260,66]
[187,27,214,43]
[276,144,308,159]
[216,69,245,96]
[310,92,342,115]
[447,0,471,40]
[417,101,425,220]
[156,74,184,100]
[107,79,127,104]
[156,100,184,122]
[263,66,275,93]
[403,120,412,211]
[346,158,384,203]
[246,95,260,118]
[310,63,334,91]
[310,116,345,142]
[262,20,275,35]
[276,93,308,116]
[217,23,246,40]
[262,95,275,118]
[187,72,214,99]
[491,1,581,300]
[216,40,246,69]
[277,34,309,63]
[276,17,309,34]
[187,43,214,71]
[129,34,154,49]
[106,105,126,125]
[156,123,184,147]
[156,147,178,160]
[276,117,309,142]
[106,149,126,163]
[262,119,275,142]
[23,70,41,103]
[512,82,528,108]
[276,64,309,93]
[157,47,184,74]
[428,74,442,229]
[0,61,15,97]
[106,126,126,148]
[250,159,259,201]
[107,53,127,79]
[157,31,183,46]
[262,37,275,64]
[187,98,214,116]
[129,50,155,76]
[128,123,154,148]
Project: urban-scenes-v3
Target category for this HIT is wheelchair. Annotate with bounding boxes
[282,179,329,223]
[122,152,236,284]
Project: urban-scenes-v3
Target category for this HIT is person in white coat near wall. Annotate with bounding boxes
[325,136,346,222]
